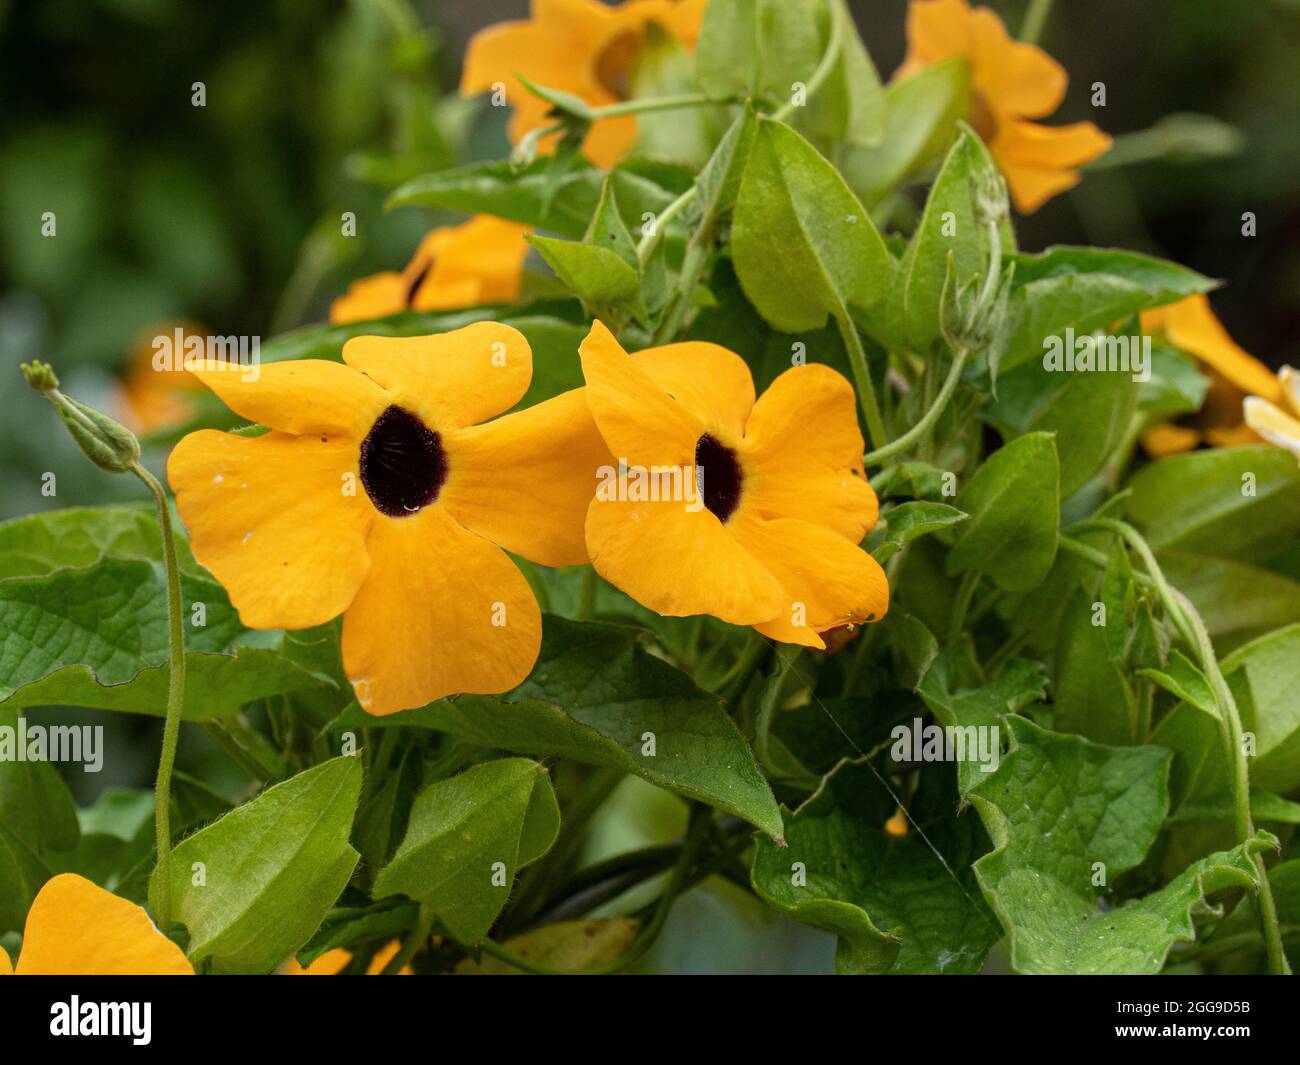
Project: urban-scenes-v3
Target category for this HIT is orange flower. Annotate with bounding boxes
[1141,295,1295,457]
[331,217,530,325]
[898,0,1110,213]
[1,874,193,975]
[461,0,708,168]
[116,320,208,434]
[577,321,888,648]
[167,324,609,714]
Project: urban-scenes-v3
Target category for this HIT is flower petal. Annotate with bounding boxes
[168,429,374,630]
[342,506,541,714]
[969,6,1066,118]
[342,322,532,430]
[442,388,613,567]
[1141,423,1201,458]
[1244,397,1300,458]
[15,874,193,975]
[0,947,11,975]
[416,217,531,310]
[731,513,890,647]
[585,495,783,624]
[1142,294,1283,402]
[993,119,1112,213]
[190,359,390,437]
[330,272,410,325]
[740,364,878,542]
[578,320,702,466]
[904,0,976,66]
[634,340,756,443]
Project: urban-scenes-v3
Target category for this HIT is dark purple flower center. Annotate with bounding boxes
[695,433,743,523]
[359,405,446,517]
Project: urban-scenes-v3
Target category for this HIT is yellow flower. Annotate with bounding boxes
[577,322,888,648]
[461,0,708,169]
[116,320,208,434]
[0,874,193,975]
[898,0,1111,213]
[282,940,412,975]
[1140,294,1296,457]
[167,323,609,715]
[331,217,531,325]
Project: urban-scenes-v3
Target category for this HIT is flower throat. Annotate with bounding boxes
[359,405,447,517]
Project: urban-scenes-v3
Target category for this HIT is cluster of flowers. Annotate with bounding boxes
[167,320,889,715]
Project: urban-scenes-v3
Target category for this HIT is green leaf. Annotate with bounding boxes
[869,460,955,502]
[695,0,821,105]
[1139,345,1209,416]
[528,236,642,319]
[752,760,998,974]
[731,117,892,333]
[628,24,718,167]
[453,917,639,974]
[1139,649,1217,717]
[1053,589,1136,745]
[999,247,1214,373]
[0,506,196,580]
[884,126,1008,352]
[844,58,969,207]
[1224,623,1300,793]
[0,559,330,720]
[0,822,50,934]
[800,0,885,148]
[1127,446,1300,560]
[917,653,1047,793]
[970,716,1272,974]
[388,158,675,240]
[867,500,967,564]
[945,432,1060,590]
[372,758,559,944]
[0,708,80,854]
[1158,551,1300,642]
[328,617,782,839]
[984,354,1139,497]
[694,105,759,226]
[150,756,362,974]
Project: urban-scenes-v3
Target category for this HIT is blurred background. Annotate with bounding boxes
[3,0,1299,519]
[1,0,1297,971]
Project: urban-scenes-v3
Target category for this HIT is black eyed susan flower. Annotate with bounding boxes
[578,321,889,648]
[898,0,1111,213]
[0,874,193,975]
[168,323,609,715]
[330,216,531,325]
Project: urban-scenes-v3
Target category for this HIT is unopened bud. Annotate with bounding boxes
[22,360,142,473]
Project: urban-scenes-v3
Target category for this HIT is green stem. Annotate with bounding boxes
[651,225,713,345]
[578,566,598,620]
[947,569,980,646]
[772,0,843,124]
[637,186,697,263]
[132,462,186,930]
[864,345,969,467]
[1019,0,1054,44]
[834,309,888,451]
[382,904,435,975]
[590,92,732,120]
[754,647,795,768]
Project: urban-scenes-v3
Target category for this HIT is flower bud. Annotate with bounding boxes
[21,360,142,474]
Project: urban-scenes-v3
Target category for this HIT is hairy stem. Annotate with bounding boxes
[133,461,186,929]
[1078,517,1290,975]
